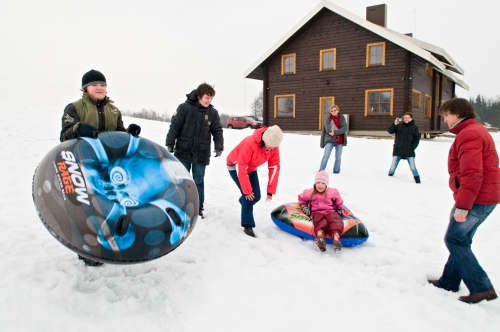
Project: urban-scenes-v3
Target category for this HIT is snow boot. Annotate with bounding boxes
[78,255,103,267]
[315,231,326,252]
[199,206,204,219]
[332,233,342,252]
[244,227,256,238]
[414,176,421,184]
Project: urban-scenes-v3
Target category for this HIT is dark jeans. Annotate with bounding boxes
[180,161,206,208]
[438,204,496,293]
[229,170,261,228]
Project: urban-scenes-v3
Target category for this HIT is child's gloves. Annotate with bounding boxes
[127,124,141,137]
[301,205,311,216]
[74,123,98,138]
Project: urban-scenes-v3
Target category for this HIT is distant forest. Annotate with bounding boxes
[469,95,500,128]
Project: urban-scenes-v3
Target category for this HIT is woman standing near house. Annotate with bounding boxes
[319,105,348,174]
[387,112,421,183]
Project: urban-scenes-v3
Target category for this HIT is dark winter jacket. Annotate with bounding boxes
[320,113,348,148]
[165,90,224,165]
[448,118,500,210]
[388,120,420,158]
[60,92,126,142]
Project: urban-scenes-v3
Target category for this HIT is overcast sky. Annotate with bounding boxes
[0,0,498,117]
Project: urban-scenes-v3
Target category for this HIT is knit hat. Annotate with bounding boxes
[82,69,107,89]
[314,171,329,187]
[262,125,283,147]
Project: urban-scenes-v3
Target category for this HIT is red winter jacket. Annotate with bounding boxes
[448,118,500,209]
[226,127,280,195]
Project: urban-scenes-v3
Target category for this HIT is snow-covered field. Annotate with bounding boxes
[1,102,499,332]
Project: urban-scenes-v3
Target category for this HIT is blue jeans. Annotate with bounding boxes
[388,156,419,177]
[319,143,343,174]
[229,170,261,228]
[438,204,496,293]
[180,161,206,208]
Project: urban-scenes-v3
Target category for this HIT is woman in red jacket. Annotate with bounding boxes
[226,126,283,237]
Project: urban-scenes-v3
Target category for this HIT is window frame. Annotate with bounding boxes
[274,94,296,118]
[412,89,421,108]
[424,94,432,118]
[319,96,335,129]
[366,42,386,67]
[364,88,394,116]
[425,63,433,76]
[319,48,337,71]
[281,54,296,75]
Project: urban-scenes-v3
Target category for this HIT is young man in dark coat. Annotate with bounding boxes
[165,83,224,218]
[428,98,500,304]
[387,112,421,183]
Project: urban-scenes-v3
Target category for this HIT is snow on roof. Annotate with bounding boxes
[244,0,467,90]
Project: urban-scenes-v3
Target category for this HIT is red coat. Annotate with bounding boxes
[448,118,500,209]
[226,127,280,195]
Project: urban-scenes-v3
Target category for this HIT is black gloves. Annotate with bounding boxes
[301,205,311,216]
[127,124,141,137]
[167,145,174,153]
[74,123,98,139]
[214,150,222,157]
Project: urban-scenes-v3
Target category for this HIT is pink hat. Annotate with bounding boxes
[314,171,329,187]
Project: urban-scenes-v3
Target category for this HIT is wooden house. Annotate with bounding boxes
[244,1,468,136]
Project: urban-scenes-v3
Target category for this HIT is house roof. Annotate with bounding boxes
[244,0,468,90]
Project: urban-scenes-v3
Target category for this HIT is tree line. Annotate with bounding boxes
[469,95,500,128]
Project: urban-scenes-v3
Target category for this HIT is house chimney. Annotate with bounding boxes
[366,4,387,27]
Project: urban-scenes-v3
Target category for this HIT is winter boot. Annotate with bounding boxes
[315,231,326,252]
[199,206,204,219]
[414,176,421,184]
[78,255,103,267]
[332,233,342,252]
[244,227,256,238]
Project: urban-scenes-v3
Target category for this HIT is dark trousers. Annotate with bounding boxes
[311,211,343,237]
[180,161,206,208]
[229,170,261,228]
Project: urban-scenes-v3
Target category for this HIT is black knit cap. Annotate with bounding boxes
[82,69,107,89]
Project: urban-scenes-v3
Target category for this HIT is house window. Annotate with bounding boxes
[366,42,385,67]
[425,63,433,76]
[319,97,335,129]
[274,94,295,118]
[365,88,394,115]
[412,90,421,108]
[424,94,432,118]
[281,54,296,75]
[320,49,336,71]
[443,76,448,85]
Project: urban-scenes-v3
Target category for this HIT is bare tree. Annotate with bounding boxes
[249,91,263,117]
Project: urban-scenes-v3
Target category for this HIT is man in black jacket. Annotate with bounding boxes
[166,83,224,218]
[387,112,421,183]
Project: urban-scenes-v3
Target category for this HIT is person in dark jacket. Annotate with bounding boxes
[319,105,348,174]
[428,98,500,304]
[387,112,420,183]
[165,83,224,218]
[60,69,141,267]
[60,69,141,142]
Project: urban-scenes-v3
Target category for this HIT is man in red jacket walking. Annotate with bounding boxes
[428,98,500,304]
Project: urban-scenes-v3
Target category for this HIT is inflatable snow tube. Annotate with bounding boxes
[271,203,369,247]
[32,132,199,264]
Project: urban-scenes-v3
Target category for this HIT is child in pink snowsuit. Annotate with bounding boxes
[298,171,344,252]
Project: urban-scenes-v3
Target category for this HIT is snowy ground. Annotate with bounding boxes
[1,102,499,332]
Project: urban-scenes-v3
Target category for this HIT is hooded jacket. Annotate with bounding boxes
[388,120,420,158]
[226,127,280,195]
[60,92,125,142]
[165,90,224,165]
[298,187,344,216]
[448,118,500,209]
